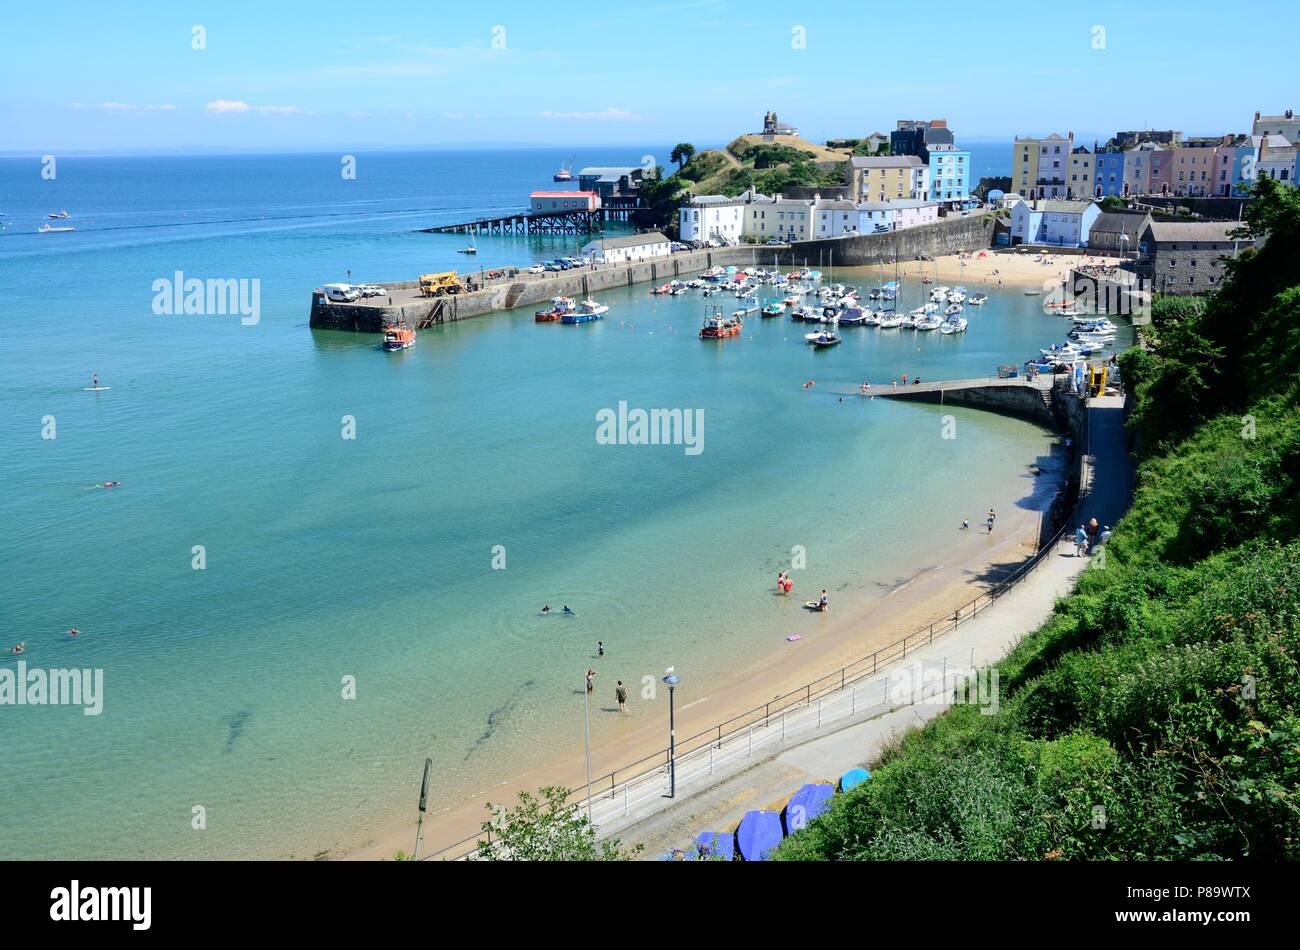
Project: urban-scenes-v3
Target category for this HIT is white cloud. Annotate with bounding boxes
[442,112,481,120]
[100,102,176,111]
[206,99,253,113]
[538,107,639,122]
[205,100,303,115]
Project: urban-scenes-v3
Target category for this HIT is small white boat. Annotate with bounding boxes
[968,293,988,306]
[576,298,609,316]
[940,316,968,334]
[915,314,943,331]
[805,330,842,348]
[38,223,74,233]
[47,210,70,220]
[930,286,950,301]
[943,303,962,316]
[877,315,904,329]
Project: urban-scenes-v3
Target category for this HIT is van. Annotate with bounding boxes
[323,283,361,302]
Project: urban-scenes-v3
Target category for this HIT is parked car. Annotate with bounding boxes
[670,242,689,252]
[765,239,784,246]
[527,264,545,274]
[543,261,562,272]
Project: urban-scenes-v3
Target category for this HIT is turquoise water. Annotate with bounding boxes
[0,152,1093,859]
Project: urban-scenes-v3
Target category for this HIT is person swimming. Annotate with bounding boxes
[541,605,551,614]
[67,627,80,637]
[562,606,574,616]
[10,642,25,655]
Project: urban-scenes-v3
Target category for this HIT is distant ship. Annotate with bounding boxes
[553,154,576,182]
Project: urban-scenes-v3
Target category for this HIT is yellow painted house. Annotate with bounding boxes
[846,155,928,202]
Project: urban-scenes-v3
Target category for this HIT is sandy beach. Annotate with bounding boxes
[895,249,1124,292]
[349,490,1054,861]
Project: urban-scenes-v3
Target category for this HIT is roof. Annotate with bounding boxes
[814,199,858,211]
[850,155,923,168]
[530,190,597,198]
[856,199,939,211]
[687,194,745,206]
[577,166,639,181]
[1146,221,1240,243]
[586,231,670,250]
[1090,211,1151,235]
[1018,200,1097,215]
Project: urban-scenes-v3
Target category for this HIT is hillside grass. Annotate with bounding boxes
[775,179,1300,861]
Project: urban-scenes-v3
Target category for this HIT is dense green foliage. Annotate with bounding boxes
[776,180,1300,861]
[476,786,642,861]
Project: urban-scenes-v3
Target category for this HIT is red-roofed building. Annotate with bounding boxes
[530,191,601,213]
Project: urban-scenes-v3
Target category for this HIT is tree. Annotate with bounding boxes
[475,786,643,861]
[671,143,696,169]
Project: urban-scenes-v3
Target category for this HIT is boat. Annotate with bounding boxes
[877,314,903,329]
[947,290,966,304]
[781,783,834,835]
[552,154,576,182]
[836,309,869,327]
[915,314,943,331]
[791,306,819,322]
[761,303,784,317]
[382,324,415,351]
[839,768,871,792]
[940,316,968,334]
[561,299,607,324]
[702,308,743,337]
[1024,288,1042,296]
[735,810,784,862]
[38,224,74,233]
[733,296,759,316]
[458,236,477,255]
[968,293,989,306]
[944,303,963,316]
[805,330,842,348]
[692,831,735,861]
[47,210,70,219]
[649,283,672,295]
[929,286,951,301]
[535,296,576,321]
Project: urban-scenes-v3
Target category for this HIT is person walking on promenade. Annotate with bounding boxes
[1074,524,1089,557]
[1086,517,1100,553]
[615,680,628,713]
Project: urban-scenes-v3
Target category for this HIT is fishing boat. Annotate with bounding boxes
[552,154,576,182]
[761,303,784,317]
[382,324,415,351]
[562,299,607,324]
[38,223,74,233]
[535,296,576,321]
[700,313,742,339]
[940,315,968,334]
[805,330,842,348]
[968,293,989,306]
[47,210,70,219]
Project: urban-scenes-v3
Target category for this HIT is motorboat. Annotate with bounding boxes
[650,283,672,295]
[968,293,989,306]
[382,324,415,351]
[915,313,943,331]
[761,303,784,317]
[38,223,74,233]
[805,330,842,348]
[47,210,70,219]
[782,294,801,307]
[836,308,869,327]
[940,316,968,334]
[700,313,741,339]
[943,303,963,316]
[930,286,950,301]
[877,315,904,329]
[535,296,576,321]
[733,296,759,316]
[562,299,607,323]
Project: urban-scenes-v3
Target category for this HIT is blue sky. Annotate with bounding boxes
[2,0,1296,153]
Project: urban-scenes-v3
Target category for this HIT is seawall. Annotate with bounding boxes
[309,213,995,332]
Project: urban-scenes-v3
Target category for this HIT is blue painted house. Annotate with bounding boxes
[927,145,971,204]
[1094,150,1126,197]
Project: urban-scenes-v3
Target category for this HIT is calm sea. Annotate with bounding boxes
[1,148,1080,859]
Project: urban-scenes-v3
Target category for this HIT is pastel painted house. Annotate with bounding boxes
[679,195,746,245]
[1010,199,1102,247]
[855,199,940,234]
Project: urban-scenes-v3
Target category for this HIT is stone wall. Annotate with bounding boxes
[309,214,993,332]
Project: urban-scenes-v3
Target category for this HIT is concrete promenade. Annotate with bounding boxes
[602,393,1131,858]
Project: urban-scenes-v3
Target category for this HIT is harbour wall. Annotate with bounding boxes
[308,213,995,332]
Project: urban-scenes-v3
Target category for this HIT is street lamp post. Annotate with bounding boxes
[663,670,680,798]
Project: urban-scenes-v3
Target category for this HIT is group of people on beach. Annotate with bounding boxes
[1072,518,1111,557]
[959,508,999,534]
[584,661,628,713]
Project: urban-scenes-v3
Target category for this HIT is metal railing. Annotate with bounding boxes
[422,391,1094,861]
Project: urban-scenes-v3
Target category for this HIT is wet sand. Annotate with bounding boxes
[348,495,1048,860]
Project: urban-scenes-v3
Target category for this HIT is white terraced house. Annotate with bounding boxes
[679,195,746,245]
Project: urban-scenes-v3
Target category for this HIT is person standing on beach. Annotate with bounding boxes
[986,508,997,533]
[586,669,595,694]
[615,680,627,713]
[598,641,605,657]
